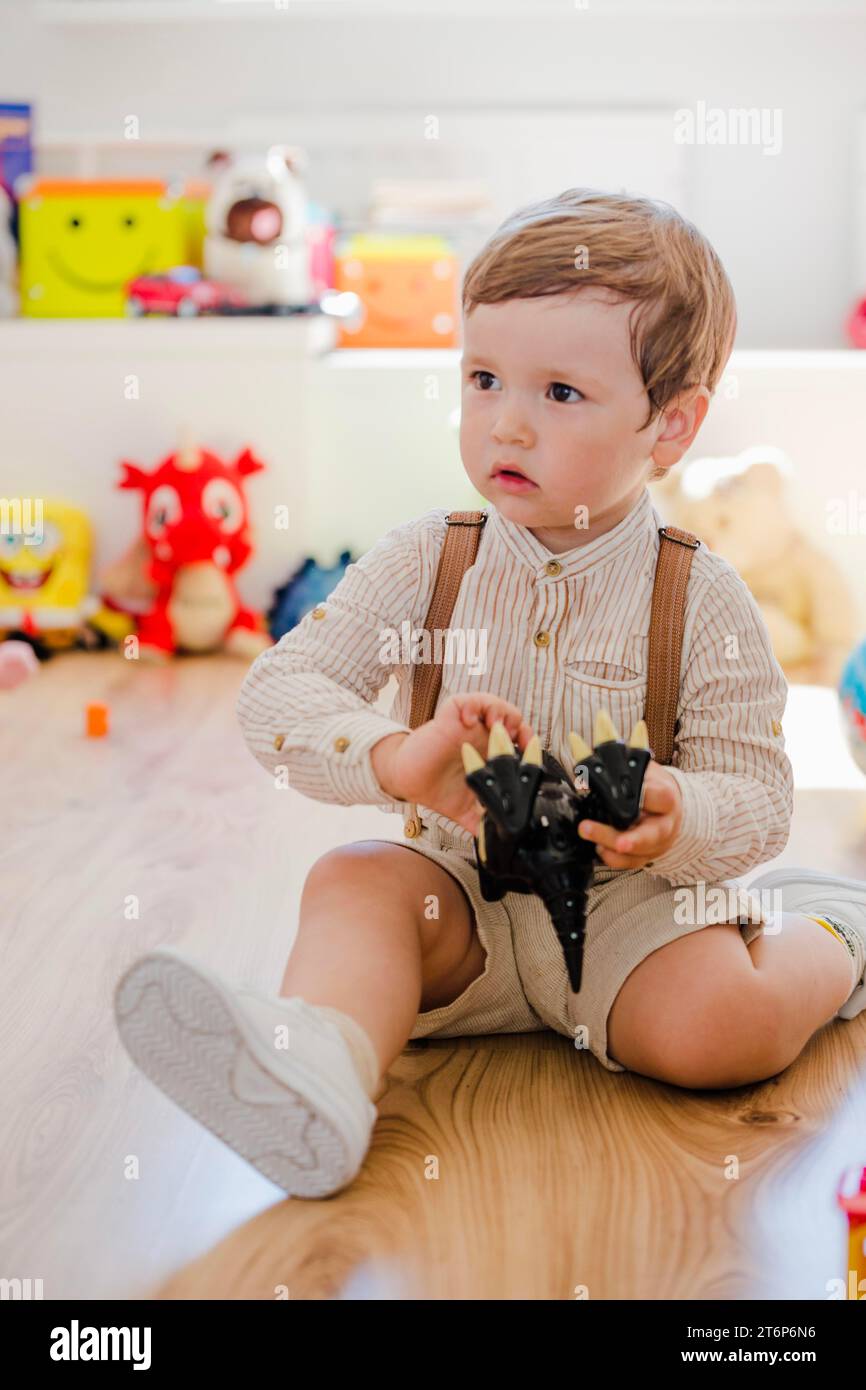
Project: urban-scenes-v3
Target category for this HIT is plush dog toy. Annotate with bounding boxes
[461,709,651,993]
[203,146,313,308]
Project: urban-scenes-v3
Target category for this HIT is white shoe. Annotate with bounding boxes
[114,946,378,1197]
[748,866,866,1020]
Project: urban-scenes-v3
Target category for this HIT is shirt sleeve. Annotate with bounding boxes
[235,512,444,807]
[643,565,795,886]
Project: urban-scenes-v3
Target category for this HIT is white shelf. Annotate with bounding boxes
[0,325,863,369]
[0,313,338,358]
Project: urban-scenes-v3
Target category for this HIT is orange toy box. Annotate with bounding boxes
[334,233,459,348]
[17,178,194,317]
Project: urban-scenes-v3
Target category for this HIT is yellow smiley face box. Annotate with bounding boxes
[18,178,190,317]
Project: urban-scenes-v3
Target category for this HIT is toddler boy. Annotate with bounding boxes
[115,189,866,1199]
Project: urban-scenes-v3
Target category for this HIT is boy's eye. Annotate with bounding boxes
[548,381,584,404]
[468,370,500,390]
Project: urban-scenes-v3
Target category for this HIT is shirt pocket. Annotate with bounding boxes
[561,633,648,747]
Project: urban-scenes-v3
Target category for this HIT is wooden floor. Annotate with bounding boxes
[2,651,865,1301]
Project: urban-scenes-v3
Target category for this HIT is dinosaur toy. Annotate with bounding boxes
[115,440,271,660]
[461,709,652,993]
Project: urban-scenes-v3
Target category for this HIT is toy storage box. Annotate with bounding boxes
[17,178,189,318]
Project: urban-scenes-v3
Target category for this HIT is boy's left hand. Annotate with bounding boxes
[577,761,683,869]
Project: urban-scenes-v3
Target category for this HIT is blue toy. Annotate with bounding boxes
[840,639,866,777]
[268,550,354,640]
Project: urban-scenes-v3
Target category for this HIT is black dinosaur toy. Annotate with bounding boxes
[460,710,652,993]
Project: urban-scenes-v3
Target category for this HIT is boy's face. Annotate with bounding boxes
[459,289,707,550]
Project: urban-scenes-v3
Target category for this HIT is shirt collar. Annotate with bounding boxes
[485,486,657,580]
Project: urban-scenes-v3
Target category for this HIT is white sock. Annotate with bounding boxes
[804,911,866,999]
[312,1004,381,1100]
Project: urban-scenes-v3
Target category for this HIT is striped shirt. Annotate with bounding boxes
[236,486,794,886]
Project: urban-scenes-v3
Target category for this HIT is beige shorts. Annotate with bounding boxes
[372,823,768,1074]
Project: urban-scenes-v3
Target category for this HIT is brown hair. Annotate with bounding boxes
[461,188,737,480]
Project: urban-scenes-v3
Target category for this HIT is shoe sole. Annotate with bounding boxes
[114,950,372,1198]
[749,866,866,903]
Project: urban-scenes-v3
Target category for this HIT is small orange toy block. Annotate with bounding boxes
[86,701,110,737]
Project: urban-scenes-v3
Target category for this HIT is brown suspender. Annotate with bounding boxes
[646,523,702,763]
[407,511,489,735]
[401,509,700,839]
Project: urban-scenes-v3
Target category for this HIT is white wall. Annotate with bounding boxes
[2,1,866,347]
[3,2,866,632]
[3,321,866,631]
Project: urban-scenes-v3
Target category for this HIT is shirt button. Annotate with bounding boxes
[545,560,562,577]
[311,607,326,619]
[772,720,782,735]
[334,736,350,751]
[534,630,550,648]
[274,734,285,751]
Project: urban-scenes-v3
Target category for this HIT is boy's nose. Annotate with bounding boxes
[492,411,534,446]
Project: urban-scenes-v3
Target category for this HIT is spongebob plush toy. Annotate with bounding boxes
[0,498,131,652]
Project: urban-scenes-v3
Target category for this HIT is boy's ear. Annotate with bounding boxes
[650,386,710,469]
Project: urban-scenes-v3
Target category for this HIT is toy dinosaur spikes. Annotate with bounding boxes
[462,705,653,994]
[570,719,650,764]
[522,733,543,765]
[461,743,486,774]
[568,731,592,763]
[462,729,543,775]
[594,709,619,744]
[487,719,515,758]
[628,719,650,749]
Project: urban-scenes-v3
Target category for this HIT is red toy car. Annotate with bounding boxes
[125,266,249,317]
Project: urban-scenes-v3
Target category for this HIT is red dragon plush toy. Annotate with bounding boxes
[116,441,271,660]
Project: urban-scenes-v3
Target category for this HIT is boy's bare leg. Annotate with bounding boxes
[607,911,855,1088]
[279,841,485,1077]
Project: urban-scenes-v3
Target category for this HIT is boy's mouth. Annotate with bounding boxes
[491,463,537,491]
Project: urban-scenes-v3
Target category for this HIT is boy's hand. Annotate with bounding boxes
[371,691,536,836]
[577,761,683,869]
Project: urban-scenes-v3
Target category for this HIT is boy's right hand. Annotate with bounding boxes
[371,691,537,837]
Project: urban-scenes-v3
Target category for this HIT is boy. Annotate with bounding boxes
[114,189,866,1200]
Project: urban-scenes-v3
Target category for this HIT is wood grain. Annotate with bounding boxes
[1,652,865,1300]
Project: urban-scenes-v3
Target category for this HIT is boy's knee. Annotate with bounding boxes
[305,841,402,890]
[303,842,438,931]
